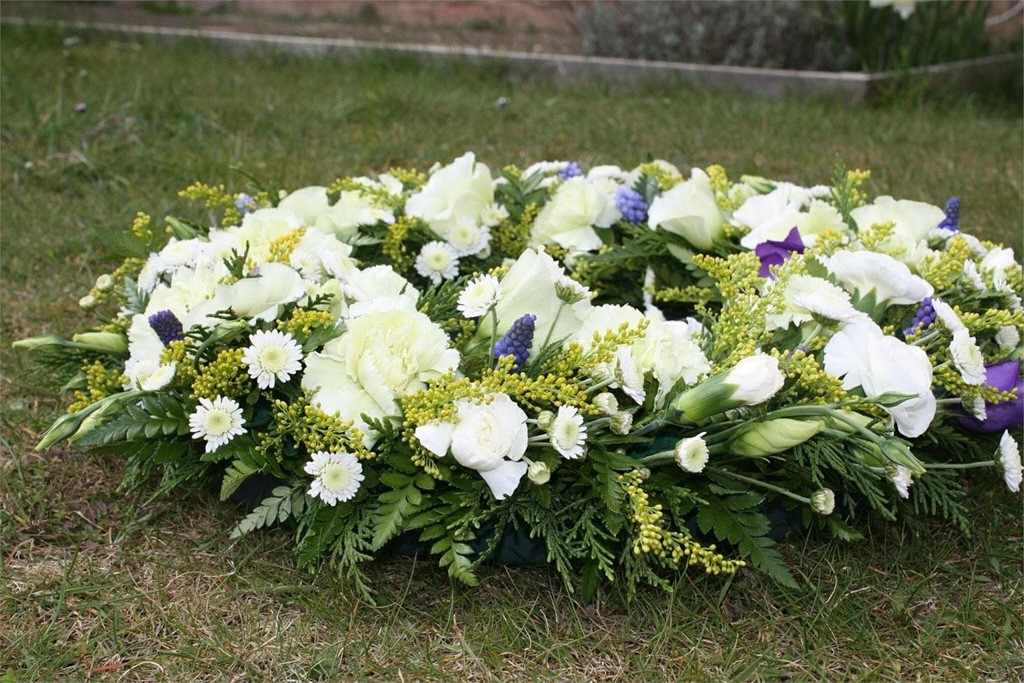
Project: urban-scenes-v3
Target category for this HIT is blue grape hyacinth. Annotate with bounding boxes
[904,297,936,336]
[615,186,649,224]
[558,162,582,180]
[494,314,537,370]
[938,197,959,232]
[149,309,185,345]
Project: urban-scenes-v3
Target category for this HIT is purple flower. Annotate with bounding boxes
[955,360,1024,433]
[148,310,185,346]
[904,297,935,337]
[234,193,256,215]
[754,227,805,279]
[558,162,582,180]
[937,197,959,232]
[615,186,648,224]
[494,314,537,370]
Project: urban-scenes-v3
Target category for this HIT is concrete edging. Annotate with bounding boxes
[5,16,1021,102]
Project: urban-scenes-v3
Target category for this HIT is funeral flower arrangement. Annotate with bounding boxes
[18,153,1023,599]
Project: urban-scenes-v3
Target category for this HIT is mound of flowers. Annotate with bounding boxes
[18,153,1023,599]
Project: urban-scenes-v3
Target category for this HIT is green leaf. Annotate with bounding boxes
[220,460,258,501]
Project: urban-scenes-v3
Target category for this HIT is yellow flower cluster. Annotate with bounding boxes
[918,235,972,292]
[327,176,405,207]
[706,164,744,212]
[619,470,744,575]
[773,348,848,405]
[191,348,249,400]
[857,221,897,253]
[491,203,536,257]
[68,361,124,413]
[652,284,717,305]
[381,215,418,272]
[178,181,234,208]
[805,228,848,258]
[271,397,372,460]
[501,164,522,180]
[581,321,650,369]
[160,340,198,388]
[87,257,145,307]
[833,169,871,210]
[266,227,307,264]
[637,162,682,190]
[386,167,427,188]
[277,309,336,343]
[131,211,152,241]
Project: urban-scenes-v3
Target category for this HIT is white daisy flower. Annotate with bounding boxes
[414,241,460,284]
[549,405,587,460]
[998,431,1022,493]
[189,396,245,453]
[890,465,913,499]
[304,451,365,505]
[480,203,509,228]
[962,261,985,290]
[554,275,591,304]
[949,328,986,386]
[674,433,709,473]
[457,274,501,318]
[931,298,966,333]
[445,220,491,256]
[242,329,304,389]
[963,394,987,421]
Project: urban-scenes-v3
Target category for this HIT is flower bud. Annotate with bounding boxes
[674,433,709,473]
[610,411,633,435]
[669,353,784,423]
[810,488,835,515]
[95,274,113,291]
[527,461,551,485]
[591,362,614,384]
[593,392,618,416]
[536,410,555,431]
[729,418,824,457]
[72,332,128,356]
[79,295,97,309]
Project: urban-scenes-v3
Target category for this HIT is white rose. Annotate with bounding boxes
[415,393,529,500]
[302,308,459,444]
[405,152,495,234]
[823,320,935,438]
[850,196,944,264]
[647,168,725,251]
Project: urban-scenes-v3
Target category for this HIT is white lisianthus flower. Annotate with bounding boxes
[995,325,1021,350]
[189,262,307,326]
[415,393,529,500]
[794,200,849,245]
[735,188,805,249]
[930,298,966,333]
[188,396,245,453]
[823,320,935,438]
[343,265,420,305]
[278,186,331,226]
[811,489,836,516]
[670,353,785,422]
[415,241,460,284]
[890,465,914,499]
[530,176,617,252]
[949,328,986,386]
[549,405,587,460]
[998,431,1022,493]
[825,250,933,305]
[302,309,459,445]
[457,274,501,318]
[765,274,865,331]
[242,329,304,389]
[850,196,944,264]
[674,433,709,473]
[405,152,495,235]
[484,249,591,356]
[647,168,725,251]
[304,451,364,505]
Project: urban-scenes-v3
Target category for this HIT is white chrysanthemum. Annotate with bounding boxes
[811,489,836,515]
[964,394,987,421]
[549,405,587,460]
[304,451,364,505]
[891,465,913,499]
[445,220,491,256]
[610,411,633,435]
[931,298,966,333]
[962,261,985,290]
[480,203,509,227]
[593,392,619,415]
[457,274,501,318]
[189,396,245,453]
[613,346,646,405]
[124,358,177,392]
[996,325,1021,350]
[998,431,1022,493]
[554,275,591,304]
[767,274,864,330]
[674,433,709,473]
[242,329,304,389]
[949,328,986,386]
[415,241,460,284]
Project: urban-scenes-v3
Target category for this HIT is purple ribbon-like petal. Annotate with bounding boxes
[755,227,805,279]
[955,360,1024,433]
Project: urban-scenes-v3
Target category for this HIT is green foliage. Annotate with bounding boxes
[230,485,305,538]
[219,459,258,501]
[370,464,436,550]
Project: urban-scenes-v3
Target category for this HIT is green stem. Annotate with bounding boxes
[708,467,811,506]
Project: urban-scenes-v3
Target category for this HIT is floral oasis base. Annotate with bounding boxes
[18,153,1023,599]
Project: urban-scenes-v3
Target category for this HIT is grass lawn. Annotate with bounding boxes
[1,24,1022,681]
